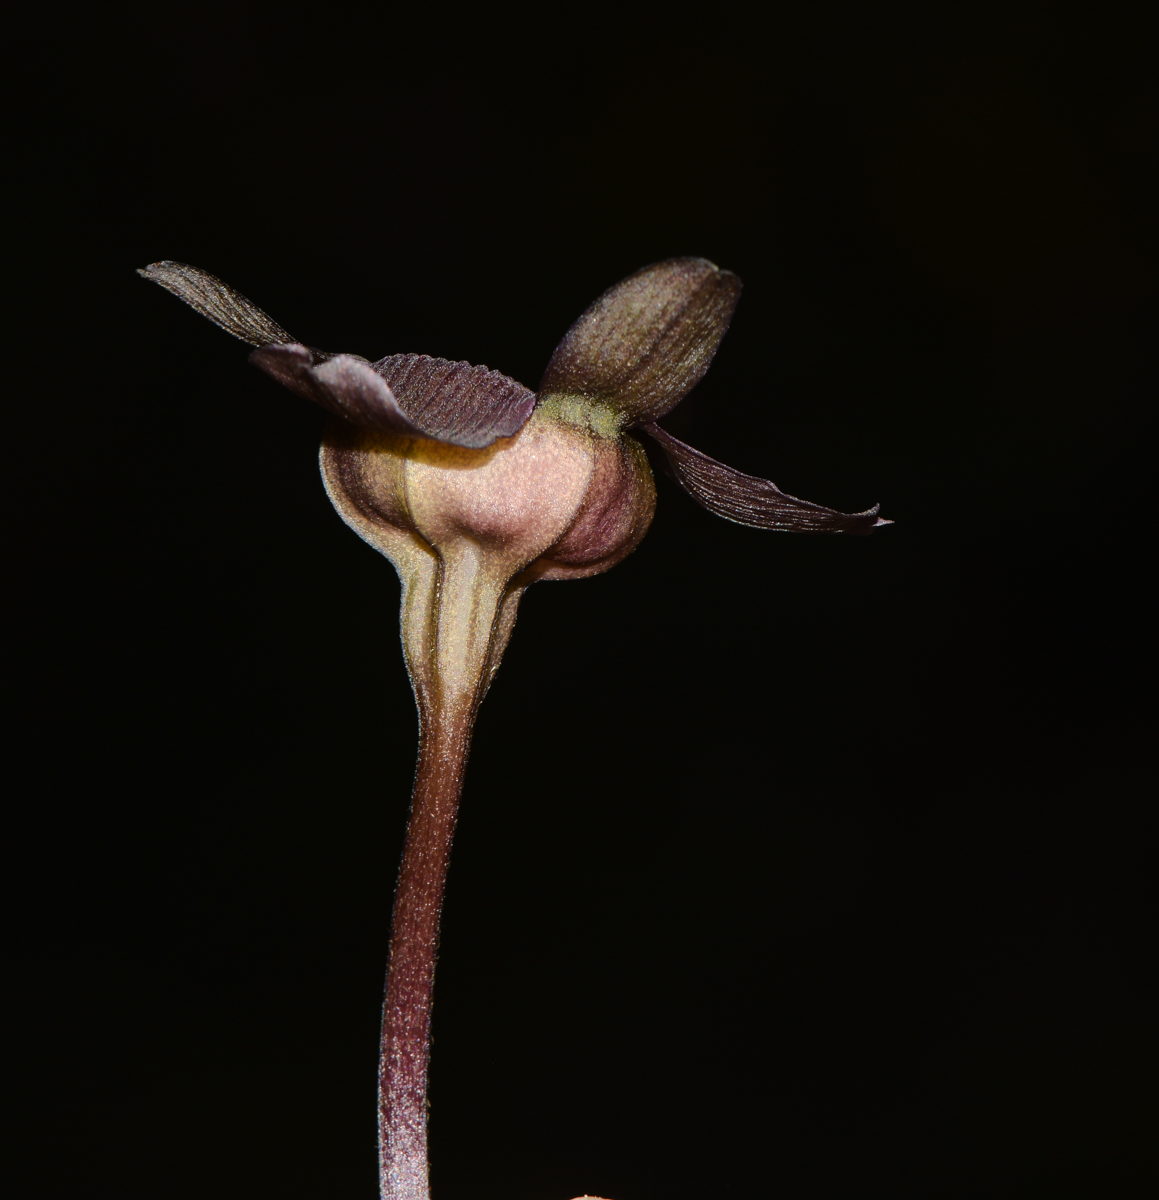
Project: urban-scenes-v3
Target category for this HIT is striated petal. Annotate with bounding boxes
[374,355,537,449]
[140,262,537,448]
[250,344,427,437]
[539,258,742,425]
[643,423,890,535]
[138,261,296,348]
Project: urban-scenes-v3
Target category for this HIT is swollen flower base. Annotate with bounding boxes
[142,257,890,1200]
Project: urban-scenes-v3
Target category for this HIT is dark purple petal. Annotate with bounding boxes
[539,258,742,425]
[374,355,538,448]
[643,423,891,535]
[250,345,427,438]
[141,262,537,448]
[251,346,536,448]
[138,261,296,347]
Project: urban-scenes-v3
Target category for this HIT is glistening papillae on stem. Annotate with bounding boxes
[141,256,889,1200]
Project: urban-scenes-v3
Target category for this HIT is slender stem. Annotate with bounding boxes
[377,543,519,1200]
[379,699,473,1200]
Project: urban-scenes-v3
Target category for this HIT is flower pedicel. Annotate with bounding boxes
[141,257,890,1200]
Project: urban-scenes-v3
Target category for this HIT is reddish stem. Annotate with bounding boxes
[379,703,472,1200]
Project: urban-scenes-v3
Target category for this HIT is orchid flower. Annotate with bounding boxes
[141,257,889,1200]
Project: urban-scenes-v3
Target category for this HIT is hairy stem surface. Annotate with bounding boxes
[379,699,472,1200]
[379,550,516,1200]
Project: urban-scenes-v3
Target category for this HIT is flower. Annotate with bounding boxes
[140,258,886,692]
[141,256,888,1200]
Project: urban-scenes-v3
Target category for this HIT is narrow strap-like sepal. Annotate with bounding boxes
[643,422,890,534]
[138,261,295,347]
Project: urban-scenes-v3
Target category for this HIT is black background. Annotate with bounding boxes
[23,6,1153,1199]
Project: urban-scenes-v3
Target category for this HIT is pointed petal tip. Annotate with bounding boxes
[138,259,191,281]
[644,422,890,536]
[846,513,893,535]
[138,260,295,347]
